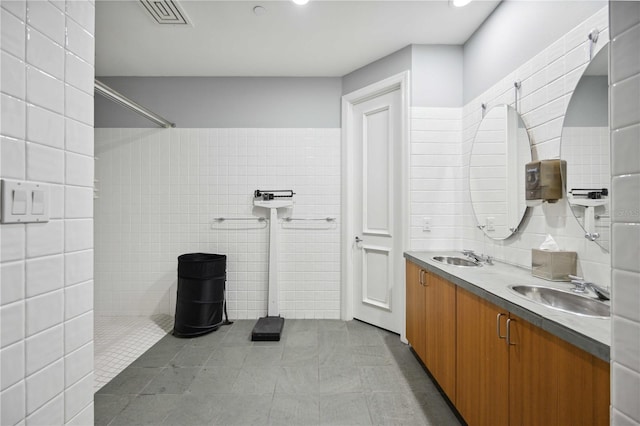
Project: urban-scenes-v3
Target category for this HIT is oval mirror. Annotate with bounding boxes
[561,44,609,252]
[469,104,532,240]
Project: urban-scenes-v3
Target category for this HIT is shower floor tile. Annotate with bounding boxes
[94,314,174,392]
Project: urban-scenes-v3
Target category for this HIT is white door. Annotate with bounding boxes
[351,88,403,333]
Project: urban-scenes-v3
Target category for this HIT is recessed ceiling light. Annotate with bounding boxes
[292,0,309,5]
[451,0,472,7]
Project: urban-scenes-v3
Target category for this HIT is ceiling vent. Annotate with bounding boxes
[139,0,191,25]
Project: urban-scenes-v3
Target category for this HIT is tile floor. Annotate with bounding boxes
[95,315,174,391]
[95,319,461,426]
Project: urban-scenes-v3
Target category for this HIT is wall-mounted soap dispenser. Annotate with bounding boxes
[525,159,566,206]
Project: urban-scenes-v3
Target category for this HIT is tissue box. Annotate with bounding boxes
[531,249,577,281]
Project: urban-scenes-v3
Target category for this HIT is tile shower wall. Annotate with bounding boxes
[459,7,611,287]
[94,128,341,320]
[0,1,95,425]
[609,1,640,424]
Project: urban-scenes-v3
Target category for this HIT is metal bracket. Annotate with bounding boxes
[514,81,522,112]
[588,28,600,60]
[585,232,600,241]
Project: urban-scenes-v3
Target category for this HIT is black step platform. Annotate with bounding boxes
[251,316,285,341]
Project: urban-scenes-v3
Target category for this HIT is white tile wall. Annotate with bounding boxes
[26,1,65,46]
[64,312,92,354]
[25,325,64,376]
[64,342,92,388]
[1,93,26,139]
[1,8,26,59]
[25,254,64,297]
[26,66,64,114]
[1,50,26,99]
[0,1,95,425]
[25,394,64,426]
[1,341,24,389]
[26,221,64,258]
[95,128,341,319]
[0,302,25,347]
[0,135,26,179]
[610,2,640,422]
[410,6,609,283]
[26,28,65,81]
[409,107,464,251]
[1,260,25,305]
[457,7,612,287]
[27,104,65,149]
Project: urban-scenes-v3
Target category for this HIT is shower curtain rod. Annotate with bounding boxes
[94,79,176,128]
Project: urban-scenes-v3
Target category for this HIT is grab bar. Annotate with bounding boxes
[214,217,267,222]
[283,217,336,222]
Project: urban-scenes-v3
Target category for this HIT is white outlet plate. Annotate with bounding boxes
[486,217,495,231]
[1,179,50,224]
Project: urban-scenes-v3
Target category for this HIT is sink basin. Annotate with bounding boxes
[432,256,481,267]
[508,285,610,318]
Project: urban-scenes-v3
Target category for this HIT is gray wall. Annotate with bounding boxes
[341,45,412,96]
[564,76,608,127]
[94,77,342,128]
[97,1,606,127]
[463,0,607,103]
[411,45,463,107]
[341,44,463,107]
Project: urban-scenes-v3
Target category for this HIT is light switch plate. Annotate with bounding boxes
[11,188,27,215]
[1,179,50,223]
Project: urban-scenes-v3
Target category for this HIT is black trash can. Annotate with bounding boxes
[173,253,227,338]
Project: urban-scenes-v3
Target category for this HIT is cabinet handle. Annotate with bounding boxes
[423,270,428,286]
[418,269,428,286]
[506,318,516,346]
[496,313,506,340]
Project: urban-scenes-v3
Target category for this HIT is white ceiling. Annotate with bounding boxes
[95,0,501,77]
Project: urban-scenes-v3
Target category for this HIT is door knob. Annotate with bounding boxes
[355,236,363,243]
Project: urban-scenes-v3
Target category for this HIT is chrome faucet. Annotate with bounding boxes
[462,249,493,265]
[569,275,610,301]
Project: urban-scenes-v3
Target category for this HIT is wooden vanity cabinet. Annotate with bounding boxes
[405,261,456,401]
[456,288,510,426]
[456,287,610,426]
[406,260,609,426]
[406,261,426,361]
[508,313,610,426]
[423,271,456,401]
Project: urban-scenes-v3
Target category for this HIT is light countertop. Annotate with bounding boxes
[404,251,610,362]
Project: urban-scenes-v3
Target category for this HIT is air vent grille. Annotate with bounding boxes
[139,0,190,25]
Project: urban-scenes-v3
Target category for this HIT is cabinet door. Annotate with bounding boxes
[556,340,610,426]
[424,272,457,401]
[507,314,558,426]
[508,314,610,426]
[456,288,509,426]
[405,261,426,361]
